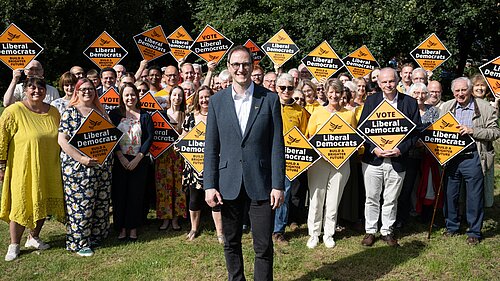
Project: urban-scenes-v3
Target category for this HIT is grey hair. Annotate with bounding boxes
[219,69,231,82]
[451,77,472,92]
[277,73,294,85]
[409,82,429,99]
[411,68,428,80]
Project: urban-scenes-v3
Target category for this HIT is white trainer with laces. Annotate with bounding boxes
[306,236,319,249]
[5,244,20,261]
[323,235,336,248]
[25,236,50,250]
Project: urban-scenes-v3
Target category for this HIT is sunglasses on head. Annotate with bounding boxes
[278,86,294,91]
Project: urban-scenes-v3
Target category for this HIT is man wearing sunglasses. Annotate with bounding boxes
[273,73,309,245]
[204,45,285,281]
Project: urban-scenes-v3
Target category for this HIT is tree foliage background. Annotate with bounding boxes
[0,0,498,93]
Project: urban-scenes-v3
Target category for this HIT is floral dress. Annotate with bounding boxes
[156,113,187,219]
[59,106,113,252]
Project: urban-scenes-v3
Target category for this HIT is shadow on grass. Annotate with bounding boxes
[292,240,427,281]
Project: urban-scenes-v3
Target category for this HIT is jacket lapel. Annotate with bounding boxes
[242,89,264,142]
[224,89,243,139]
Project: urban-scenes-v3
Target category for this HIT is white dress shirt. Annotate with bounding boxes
[232,82,254,134]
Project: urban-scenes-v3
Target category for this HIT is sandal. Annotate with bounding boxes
[186,230,198,241]
[217,235,225,244]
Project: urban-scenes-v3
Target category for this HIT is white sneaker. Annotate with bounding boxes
[5,244,20,261]
[25,236,50,250]
[323,235,336,248]
[306,236,319,249]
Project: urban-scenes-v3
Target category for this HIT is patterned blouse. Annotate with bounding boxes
[117,117,142,156]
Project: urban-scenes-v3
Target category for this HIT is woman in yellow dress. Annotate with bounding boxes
[0,77,65,261]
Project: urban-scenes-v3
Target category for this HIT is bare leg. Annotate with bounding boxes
[9,221,25,244]
[212,211,223,237]
[29,219,45,238]
[187,210,200,240]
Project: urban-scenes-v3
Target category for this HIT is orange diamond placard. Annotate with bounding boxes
[68,110,123,165]
[0,23,43,69]
[343,45,379,78]
[358,100,416,151]
[190,25,233,63]
[139,91,163,112]
[176,121,206,174]
[301,41,344,81]
[310,113,364,169]
[133,25,169,61]
[284,127,321,181]
[261,29,299,66]
[99,87,120,113]
[420,112,475,165]
[84,31,128,69]
[479,56,500,99]
[149,111,179,159]
[410,33,451,72]
[167,26,194,62]
[244,39,265,65]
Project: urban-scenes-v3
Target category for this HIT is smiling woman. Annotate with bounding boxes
[0,77,65,262]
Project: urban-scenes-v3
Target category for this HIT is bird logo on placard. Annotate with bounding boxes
[194,128,205,138]
[7,32,20,41]
[151,30,161,38]
[380,137,393,147]
[286,135,301,145]
[358,50,367,57]
[209,54,219,61]
[88,120,102,130]
[100,39,110,46]
[494,81,500,89]
[439,119,454,129]
[150,144,160,152]
[176,31,185,38]
[318,47,329,55]
[329,122,342,132]
[277,35,286,42]
[427,40,437,48]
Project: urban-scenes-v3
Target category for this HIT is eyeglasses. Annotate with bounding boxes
[316,87,324,91]
[229,62,252,70]
[138,88,148,93]
[293,97,305,101]
[278,86,294,92]
[79,88,95,92]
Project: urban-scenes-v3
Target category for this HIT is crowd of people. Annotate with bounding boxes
[0,45,498,271]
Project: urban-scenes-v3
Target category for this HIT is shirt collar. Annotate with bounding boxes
[232,82,254,100]
[455,97,474,110]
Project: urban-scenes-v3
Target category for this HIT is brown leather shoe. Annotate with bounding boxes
[361,234,375,246]
[381,234,400,247]
[289,222,299,232]
[273,233,289,245]
[443,231,458,238]
[466,236,480,245]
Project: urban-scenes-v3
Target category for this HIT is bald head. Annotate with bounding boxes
[70,66,85,79]
[25,60,43,78]
[426,80,443,106]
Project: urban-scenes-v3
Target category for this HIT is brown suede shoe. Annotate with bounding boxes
[443,231,458,238]
[273,233,289,245]
[381,234,400,247]
[466,236,480,246]
[361,234,375,246]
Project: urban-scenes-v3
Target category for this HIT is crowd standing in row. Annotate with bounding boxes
[0,44,498,279]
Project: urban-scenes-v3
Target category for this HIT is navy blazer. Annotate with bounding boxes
[359,92,422,172]
[109,109,154,155]
[203,84,285,201]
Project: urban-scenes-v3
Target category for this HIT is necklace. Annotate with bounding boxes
[199,111,208,116]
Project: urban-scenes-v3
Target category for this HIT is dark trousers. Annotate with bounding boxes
[443,151,484,238]
[112,155,148,229]
[288,173,308,225]
[222,187,274,281]
[397,157,421,224]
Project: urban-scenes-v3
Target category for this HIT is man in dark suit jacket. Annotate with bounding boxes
[204,45,285,281]
[358,67,421,247]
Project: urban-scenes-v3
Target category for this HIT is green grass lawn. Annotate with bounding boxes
[1,166,499,281]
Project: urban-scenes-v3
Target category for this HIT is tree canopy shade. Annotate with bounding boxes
[0,0,498,92]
